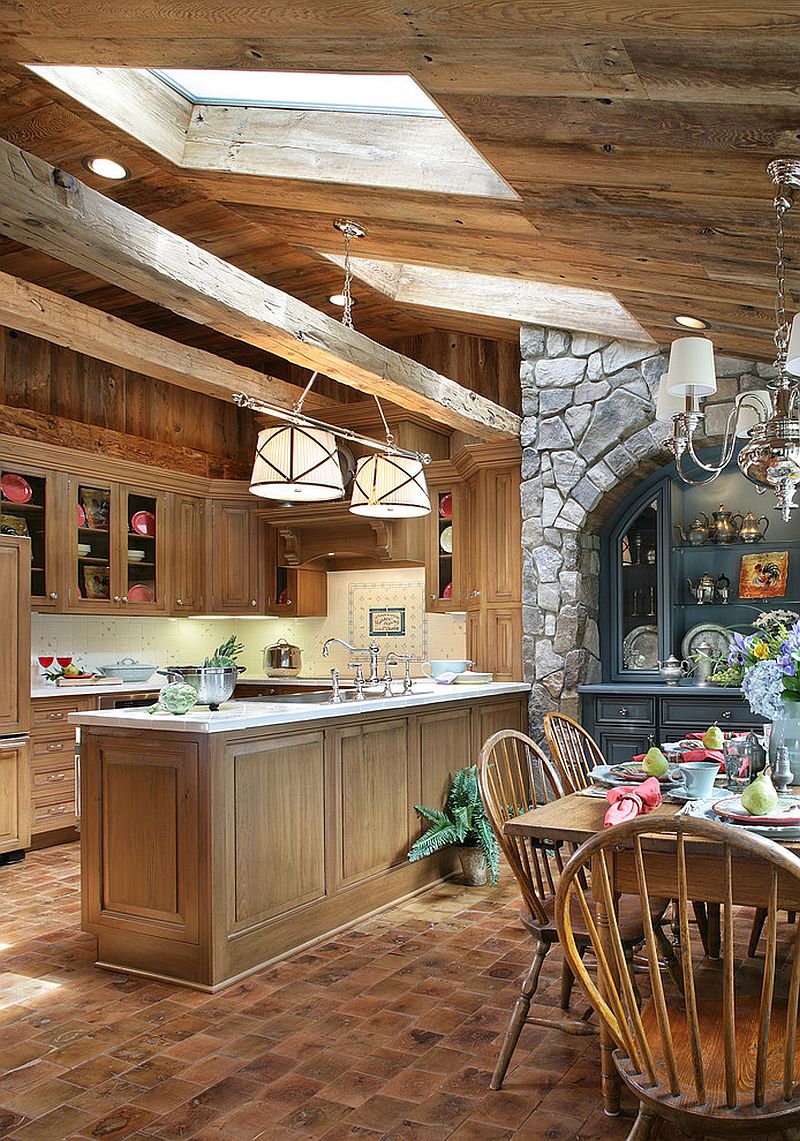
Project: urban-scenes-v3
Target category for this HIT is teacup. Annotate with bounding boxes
[421,659,471,678]
[677,761,719,800]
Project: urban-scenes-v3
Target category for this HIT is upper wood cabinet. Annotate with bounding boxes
[172,495,207,615]
[0,462,63,609]
[210,501,262,614]
[66,477,169,614]
[262,520,327,618]
[0,536,30,736]
[425,483,464,612]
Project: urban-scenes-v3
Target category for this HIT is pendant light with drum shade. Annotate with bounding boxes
[235,219,431,515]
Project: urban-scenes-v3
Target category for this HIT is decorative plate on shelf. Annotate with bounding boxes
[83,565,110,600]
[81,488,109,530]
[1,473,32,503]
[131,510,156,537]
[77,503,86,527]
[0,513,28,537]
[127,583,155,603]
[681,622,733,665]
[438,492,452,519]
[440,525,453,554]
[622,624,659,670]
[442,581,452,599]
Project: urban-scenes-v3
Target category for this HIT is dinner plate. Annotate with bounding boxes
[622,624,658,670]
[440,524,453,553]
[131,510,156,537]
[438,492,452,520]
[442,581,452,599]
[1,473,32,503]
[681,622,732,666]
[127,583,155,603]
[590,764,676,789]
[712,795,800,827]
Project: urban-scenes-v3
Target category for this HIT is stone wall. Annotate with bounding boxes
[520,324,774,736]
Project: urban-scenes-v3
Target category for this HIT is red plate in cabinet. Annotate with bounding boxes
[1,473,32,503]
[131,510,156,537]
[438,492,452,519]
[127,583,155,603]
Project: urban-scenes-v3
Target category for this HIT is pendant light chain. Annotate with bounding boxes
[774,188,791,371]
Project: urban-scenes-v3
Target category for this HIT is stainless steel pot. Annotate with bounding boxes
[159,665,244,710]
[263,638,302,677]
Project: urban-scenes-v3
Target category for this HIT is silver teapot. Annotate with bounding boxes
[687,572,717,605]
[738,511,769,543]
[657,655,691,686]
[710,505,743,544]
[675,513,710,546]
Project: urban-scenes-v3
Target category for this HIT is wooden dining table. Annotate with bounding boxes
[504,793,800,1116]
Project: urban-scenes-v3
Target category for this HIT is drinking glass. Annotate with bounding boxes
[724,738,751,793]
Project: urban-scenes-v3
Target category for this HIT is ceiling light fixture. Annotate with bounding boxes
[237,218,430,513]
[673,314,709,330]
[658,158,800,520]
[82,156,130,180]
[329,293,347,307]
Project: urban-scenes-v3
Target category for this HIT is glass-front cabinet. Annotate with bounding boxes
[0,462,62,609]
[603,479,670,681]
[67,477,167,612]
[426,484,463,612]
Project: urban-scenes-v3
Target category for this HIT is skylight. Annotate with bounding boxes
[152,70,443,117]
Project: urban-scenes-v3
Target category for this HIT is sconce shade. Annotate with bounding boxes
[666,337,717,398]
[249,424,344,501]
[734,390,773,437]
[786,312,800,378]
[655,373,685,421]
[349,453,431,518]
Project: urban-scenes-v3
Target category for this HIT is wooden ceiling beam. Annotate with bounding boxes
[0,269,336,410]
[0,137,519,439]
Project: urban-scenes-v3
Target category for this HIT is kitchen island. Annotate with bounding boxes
[71,682,529,990]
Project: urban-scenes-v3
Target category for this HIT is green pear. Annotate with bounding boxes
[642,746,669,778]
[740,768,779,817]
[703,723,725,751]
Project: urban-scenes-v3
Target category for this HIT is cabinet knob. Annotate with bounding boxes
[286,599,293,606]
[113,595,121,603]
[47,772,66,782]
[49,591,59,600]
[619,707,629,717]
[176,598,183,606]
[250,599,257,607]
[721,710,732,720]
[121,595,128,604]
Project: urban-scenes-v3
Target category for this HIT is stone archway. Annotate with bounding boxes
[519,324,770,736]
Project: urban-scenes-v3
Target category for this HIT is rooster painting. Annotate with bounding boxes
[739,551,789,599]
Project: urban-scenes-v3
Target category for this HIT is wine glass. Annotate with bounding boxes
[56,656,73,669]
[37,655,54,670]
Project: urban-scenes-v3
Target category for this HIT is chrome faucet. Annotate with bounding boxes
[386,653,413,694]
[349,662,367,700]
[329,667,343,704]
[322,637,380,686]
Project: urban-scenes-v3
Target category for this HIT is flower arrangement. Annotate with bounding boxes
[721,610,800,720]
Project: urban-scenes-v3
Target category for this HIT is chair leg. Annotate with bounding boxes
[559,943,586,1011]
[490,939,549,1091]
[749,907,768,956]
[626,1105,662,1140]
[706,903,721,959]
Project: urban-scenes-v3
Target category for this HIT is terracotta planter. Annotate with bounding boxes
[458,845,487,886]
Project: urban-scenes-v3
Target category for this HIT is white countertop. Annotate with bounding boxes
[69,682,530,734]
[31,675,335,699]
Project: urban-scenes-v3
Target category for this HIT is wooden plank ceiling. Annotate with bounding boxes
[0,3,798,366]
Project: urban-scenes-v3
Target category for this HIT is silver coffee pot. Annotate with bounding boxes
[675,513,710,546]
[687,572,717,605]
[738,511,769,543]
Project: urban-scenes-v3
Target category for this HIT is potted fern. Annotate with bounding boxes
[407,765,499,887]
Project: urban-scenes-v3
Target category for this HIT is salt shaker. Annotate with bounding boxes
[773,748,793,794]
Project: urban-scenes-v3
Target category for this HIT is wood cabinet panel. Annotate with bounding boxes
[0,739,30,854]
[474,698,526,755]
[172,494,206,613]
[426,483,464,612]
[226,731,326,932]
[211,501,260,613]
[83,735,200,942]
[0,463,63,608]
[485,468,521,604]
[0,537,30,735]
[483,606,522,682]
[335,719,410,886]
[419,707,473,813]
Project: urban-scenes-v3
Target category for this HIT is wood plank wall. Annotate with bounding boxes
[388,331,521,417]
[0,327,256,478]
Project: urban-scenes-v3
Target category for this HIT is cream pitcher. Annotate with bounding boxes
[738,511,769,543]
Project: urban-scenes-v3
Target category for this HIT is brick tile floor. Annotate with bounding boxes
[0,843,787,1140]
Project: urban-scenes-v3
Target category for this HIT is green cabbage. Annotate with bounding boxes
[148,681,198,716]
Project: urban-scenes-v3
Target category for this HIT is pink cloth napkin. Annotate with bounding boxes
[604,777,662,828]
[632,747,725,770]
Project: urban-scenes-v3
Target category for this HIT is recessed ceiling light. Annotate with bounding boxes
[673,314,709,330]
[329,293,348,307]
[82,156,130,181]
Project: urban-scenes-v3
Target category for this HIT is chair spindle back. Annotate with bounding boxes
[543,711,605,792]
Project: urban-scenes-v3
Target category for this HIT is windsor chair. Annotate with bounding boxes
[543,710,605,792]
[555,815,800,1138]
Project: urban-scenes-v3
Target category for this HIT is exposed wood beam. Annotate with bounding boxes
[0,138,519,439]
[0,270,335,411]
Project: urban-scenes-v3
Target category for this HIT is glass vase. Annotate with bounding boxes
[768,703,800,785]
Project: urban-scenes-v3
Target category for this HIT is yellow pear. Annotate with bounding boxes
[642,746,669,778]
[702,723,725,751]
[740,768,779,817]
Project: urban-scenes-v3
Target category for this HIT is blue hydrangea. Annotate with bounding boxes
[741,659,786,721]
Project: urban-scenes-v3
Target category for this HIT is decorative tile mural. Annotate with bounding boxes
[349,579,427,662]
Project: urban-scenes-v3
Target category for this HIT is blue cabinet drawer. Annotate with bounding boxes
[595,697,655,725]
[660,695,760,729]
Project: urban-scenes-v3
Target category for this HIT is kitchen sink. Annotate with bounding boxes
[247,690,385,705]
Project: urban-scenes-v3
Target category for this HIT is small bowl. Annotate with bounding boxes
[77,543,91,557]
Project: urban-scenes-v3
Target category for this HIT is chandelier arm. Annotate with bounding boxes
[293,371,320,415]
[675,450,723,486]
[683,406,739,474]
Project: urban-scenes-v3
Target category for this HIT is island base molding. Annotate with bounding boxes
[79,694,526,989]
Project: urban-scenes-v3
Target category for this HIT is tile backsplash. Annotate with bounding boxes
[31,567,467,680]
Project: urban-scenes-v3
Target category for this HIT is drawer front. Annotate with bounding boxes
[32,736,75,761]
[31,762,75,793]
[31,697,93,734]
[32,793,76,831]
[599,731,656,767]
[660,696,761,729]
[595,697,655,726]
